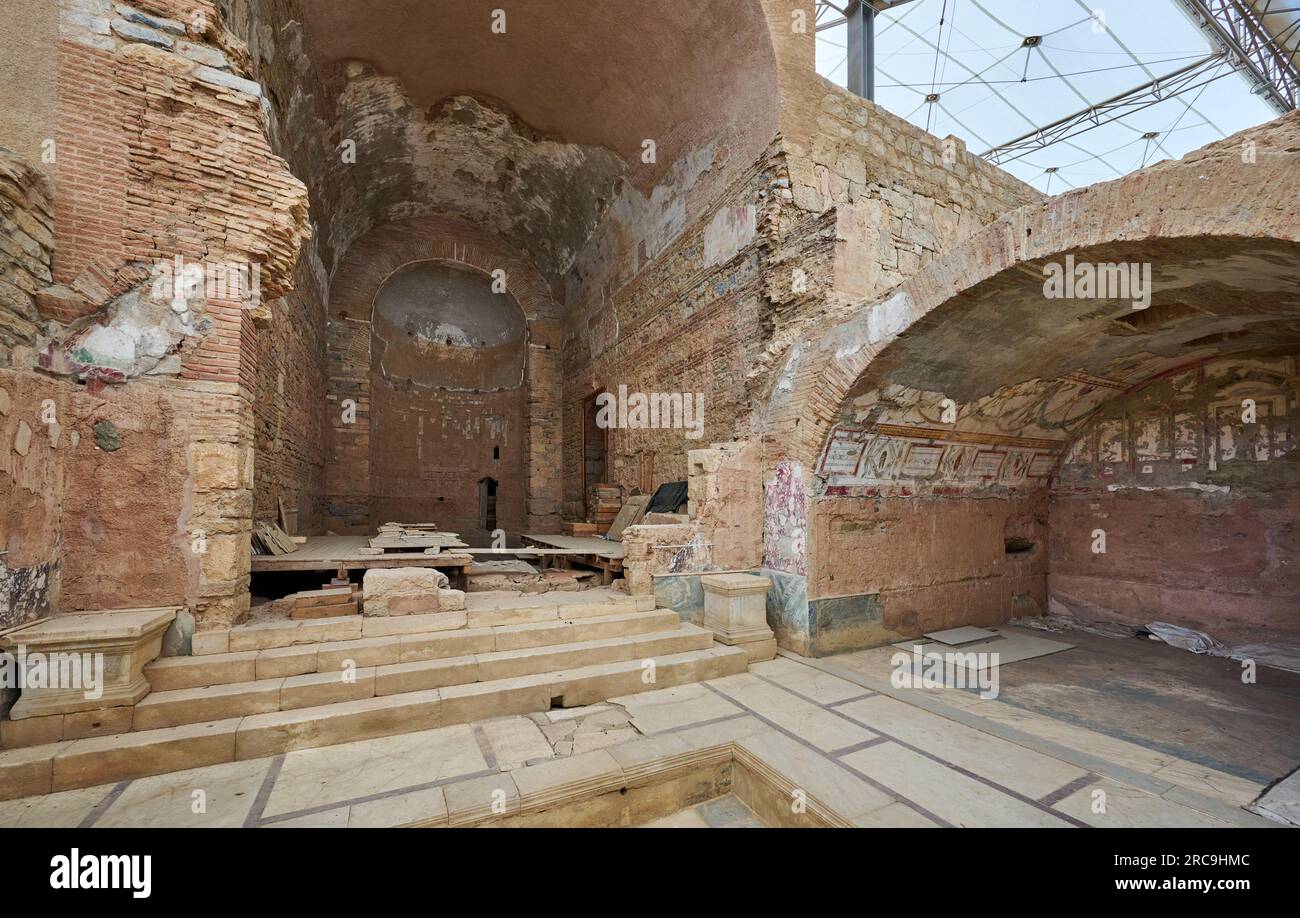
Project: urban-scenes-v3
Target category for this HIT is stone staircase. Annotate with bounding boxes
[0,591,749,800]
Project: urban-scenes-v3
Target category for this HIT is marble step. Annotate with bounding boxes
[0,644,749,799]
[146,608,683,692]
[132,623,715,731]
[192,593,656,656]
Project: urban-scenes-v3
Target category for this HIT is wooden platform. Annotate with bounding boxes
[521,533,624,583]
[250,536,472,589]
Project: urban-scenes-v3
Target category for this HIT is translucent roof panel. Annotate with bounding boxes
[815,0,1279,193]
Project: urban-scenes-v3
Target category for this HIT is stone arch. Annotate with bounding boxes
[765,111,1300,479]
[757,112,1300,655]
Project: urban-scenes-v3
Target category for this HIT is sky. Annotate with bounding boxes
[815,0,1280,192]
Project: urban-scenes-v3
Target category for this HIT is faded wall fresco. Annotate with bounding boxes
[1050,354,1300,644]
[763,460,808,576]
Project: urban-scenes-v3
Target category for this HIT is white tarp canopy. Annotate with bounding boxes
[816,0,1286,192]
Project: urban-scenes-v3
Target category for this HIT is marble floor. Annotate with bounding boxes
[0,640,1287,828]
[642,795,767,828]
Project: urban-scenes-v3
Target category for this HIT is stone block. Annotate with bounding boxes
[279,668,376,710]
[374,656,479,695]
[145,651,259,692]
[399,628,496,662]
[1,608,177,718]
[255,645,318,679]
[51,720,238,791]
[1,713,64,748]
[702,573,775,649]
[0,743,68,801]
[362,568,450,617]
[132,679,283,731]
[234,691,441,760]
[315,636,399,672]
[191,629,230,656]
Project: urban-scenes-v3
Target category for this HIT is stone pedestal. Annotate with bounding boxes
[701,573,776,663]
[1,607,178,719]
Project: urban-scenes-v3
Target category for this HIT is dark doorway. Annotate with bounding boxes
[581,390,608,517]
[479,477,498,531]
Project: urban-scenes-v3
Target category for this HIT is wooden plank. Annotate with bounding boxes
[290,600,358,620]
[521,533,624,560]
[462,548,592,556]
[286,587,353,606]
[608,494,652,542]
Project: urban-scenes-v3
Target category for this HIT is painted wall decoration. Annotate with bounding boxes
[818,423,1059,496]
[763,460,808,576]
[1056,355,1298,493]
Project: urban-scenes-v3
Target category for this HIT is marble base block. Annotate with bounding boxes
[701,573,775,661]
[2,607,178,718]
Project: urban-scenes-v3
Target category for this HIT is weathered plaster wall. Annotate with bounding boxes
[0,371,65,628]
[0,0,58,177]
[1050,354,1300,645]
[800,494,1048,655]
[0,367,253,627]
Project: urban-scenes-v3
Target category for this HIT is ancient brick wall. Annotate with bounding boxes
[322,216,562,538]
[560,146,797,513]
[250,250,328,534]
[0,1,310,630]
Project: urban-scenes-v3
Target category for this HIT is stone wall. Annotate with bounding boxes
[762,111,1300,655]
[765,76,1043,382]
[0,150,53,368]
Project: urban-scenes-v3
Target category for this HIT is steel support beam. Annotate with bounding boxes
[1173,0,1299,113]
[819,1,918,100]
[846,1,876,100]
[982,54,1231,165]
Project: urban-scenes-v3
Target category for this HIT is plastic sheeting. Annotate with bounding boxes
[1142,621,1300,675]
[1013,613,1300,675]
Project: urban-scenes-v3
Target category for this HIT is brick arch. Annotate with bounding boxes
[763,111,1300,476]
[324,215,563,534]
